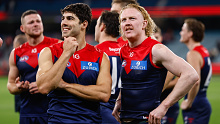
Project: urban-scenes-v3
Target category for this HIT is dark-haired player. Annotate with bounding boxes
[36,3,111,123]
[95,10,121,124]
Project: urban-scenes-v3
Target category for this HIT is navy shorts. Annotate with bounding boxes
[182,97,211,124]
[162,102,179,124]
[100,105,119,124]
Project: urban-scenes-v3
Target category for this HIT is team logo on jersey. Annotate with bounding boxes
[122,60,127,67]
[31,48,37,53]
[129,52,134,57]
[19,55,29,62]
[67,62,71,67]
[109,47,120,54]
[81,61,99,71]
[130,60,147,70]
[73,54,80,59]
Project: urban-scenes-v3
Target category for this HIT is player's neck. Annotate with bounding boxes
[27,34,44,46]
[99,34,117,44]
[186,40,201,50]
[75,34,86,51]
[128,35,148,48]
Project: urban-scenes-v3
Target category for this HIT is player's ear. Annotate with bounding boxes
[142,20,148,30]
[81,20,88,30]
[100,23,106,32]
[20,25,25,33]
[189,30,193,37]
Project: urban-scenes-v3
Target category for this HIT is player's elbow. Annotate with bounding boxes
[37,80,50,95]
[7,83,19,95]
[38,86,50,95]
[100,95,110,103]
[99,92,111,103]
[188,71,199,85]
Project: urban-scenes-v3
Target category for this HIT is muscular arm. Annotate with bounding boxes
[181,51,201,110]
[149,44,199,123]
[36,47,71,94]
[58,53,112,103]
[36,37,78,94]
[7,49,29,94]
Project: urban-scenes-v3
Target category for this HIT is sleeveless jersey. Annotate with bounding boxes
[96,41,122,103]
[193,45,212,95]
[120,37,167,120]
[48,42,104,123]
[96,41,122,124]
[14,36,59,117]
[182,45,212,124]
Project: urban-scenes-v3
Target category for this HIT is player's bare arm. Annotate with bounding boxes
[36,37,78,94]
[112,90,121,123]
[7,49,29,94]
[181,51,201,110]
[58,52,112,103]
[149,44,199,124]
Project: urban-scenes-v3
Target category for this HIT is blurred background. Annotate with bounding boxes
[0,0,220,75]
[0,0,220,123]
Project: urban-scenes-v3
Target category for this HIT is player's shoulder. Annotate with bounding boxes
[87,43,99,50]
[49,41,63,50]
[96,41,121,49]
[44,36,60,44]
[14,42,29,54]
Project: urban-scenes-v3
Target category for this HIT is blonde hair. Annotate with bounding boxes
[119,4,156,37]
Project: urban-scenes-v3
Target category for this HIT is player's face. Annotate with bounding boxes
[21,14,43,37]
[94,17,101,43]
[120,8,145,41]
[154,32,163,43]
[61,12,81,38]
[111,3,122,13]
[180,23,191,43]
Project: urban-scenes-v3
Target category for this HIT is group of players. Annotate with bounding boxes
[5,0,212,124]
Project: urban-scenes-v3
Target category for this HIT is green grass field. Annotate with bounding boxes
[0,75,219,124]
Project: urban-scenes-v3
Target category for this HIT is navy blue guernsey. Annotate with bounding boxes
[182,45,212,124]
[96,41,122,108]
[48,42,104,123]
[14,36,59,118]
[186,45,212,98]
[120,37,167,120]
[96,41,122,123]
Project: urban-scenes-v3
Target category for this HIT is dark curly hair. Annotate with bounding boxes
[61,3,92,32]
[99,11,119,38]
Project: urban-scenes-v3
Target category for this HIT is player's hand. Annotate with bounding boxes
[15,77,29,91]
[112,99,121,123]
[149,104,168,124]
[63,37,78,56]
[29,82,40,94]
[181,99,192,110]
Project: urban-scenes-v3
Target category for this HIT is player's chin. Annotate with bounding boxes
[62,33,70,38]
